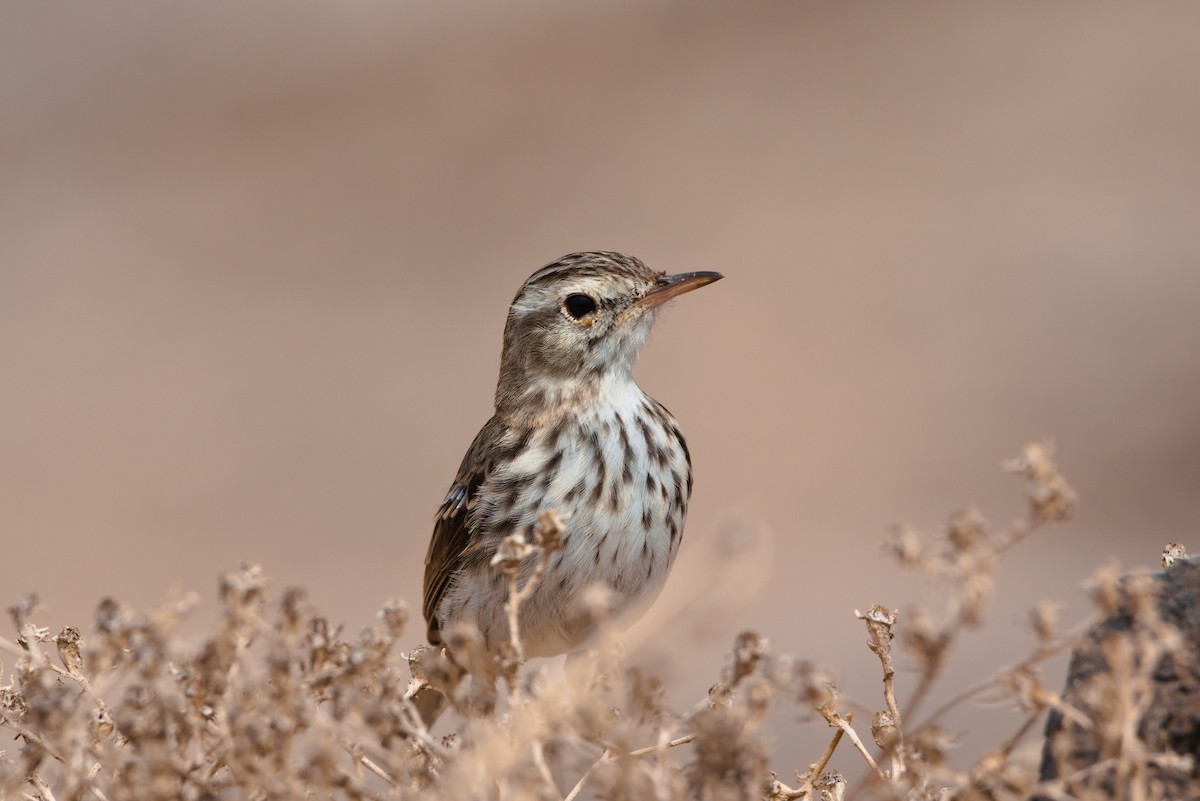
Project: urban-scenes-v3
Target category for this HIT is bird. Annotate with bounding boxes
[422,251,722,662]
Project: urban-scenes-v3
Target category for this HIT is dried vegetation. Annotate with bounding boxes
[1,443,1194,800]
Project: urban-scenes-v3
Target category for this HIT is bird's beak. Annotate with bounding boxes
[634,271,724,311]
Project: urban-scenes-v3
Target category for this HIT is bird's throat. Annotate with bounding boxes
[496,371,638,427]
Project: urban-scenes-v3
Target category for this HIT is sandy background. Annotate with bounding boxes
[4,0,1199,771]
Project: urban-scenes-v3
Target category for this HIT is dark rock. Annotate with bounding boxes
[1034,559,1200,800]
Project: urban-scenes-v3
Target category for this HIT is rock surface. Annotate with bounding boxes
[1036,559,1200,799]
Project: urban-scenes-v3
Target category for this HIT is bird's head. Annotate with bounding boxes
[494,251,722,418]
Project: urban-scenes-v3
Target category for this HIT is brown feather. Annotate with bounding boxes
[422,416,500,644]
[423,416,536,645]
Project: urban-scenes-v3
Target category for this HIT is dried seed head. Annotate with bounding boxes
[1029,602,1061,644]
[884,525,925,568]
[16,622,51,653]
[1004,665,1050,713]
[405,644,434,685]
[855,604,898,666]
[813,770,846,801]
[946,506,987,552]
[625,667,666,724]
[91,705,115,741]
[8,593,39,631]
[872,710,899,749]
[959,573,994,628]
[1002,441,1077,524]
[972,747,1035,797]
[788,661,839,713]
[280,587,308,632]
[95,597,127,635]
[909,725,955,769]
[902,609,949,672]
[688,700,769,800]
[531,509,565,553]
[442,620,490,680]
[379,596,408,638]
[219,562,267,609]
[855,604,898,628]
[744,678,773,717]
[1088,562,1123,615]
[728,631,769,685]
[54,626,85,678]
[1163,542,1188,570]
[490,531,534,575]
[707,682,733,709]
[353,626,392,666]
[1124,572,1160,621]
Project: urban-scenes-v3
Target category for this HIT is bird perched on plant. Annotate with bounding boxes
[423,251,722,660]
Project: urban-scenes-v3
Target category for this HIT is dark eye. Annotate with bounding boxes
[563,294,597,319]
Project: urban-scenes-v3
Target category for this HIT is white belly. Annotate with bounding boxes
[441,382,691,657]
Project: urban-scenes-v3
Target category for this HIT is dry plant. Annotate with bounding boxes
[1,443,1193,800]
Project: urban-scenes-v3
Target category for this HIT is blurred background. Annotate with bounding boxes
[3,0,1199,772]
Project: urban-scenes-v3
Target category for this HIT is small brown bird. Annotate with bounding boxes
[423,252,722,659]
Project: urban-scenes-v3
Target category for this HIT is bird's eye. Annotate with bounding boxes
[563,294,597,320]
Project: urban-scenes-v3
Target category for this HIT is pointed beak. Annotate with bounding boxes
[634,271,723,311]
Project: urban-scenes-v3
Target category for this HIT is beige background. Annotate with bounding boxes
[3,1,1198,771]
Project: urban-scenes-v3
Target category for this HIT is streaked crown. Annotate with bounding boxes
[494,252,721,419]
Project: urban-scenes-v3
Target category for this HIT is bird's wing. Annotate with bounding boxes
[422,416,506,645]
